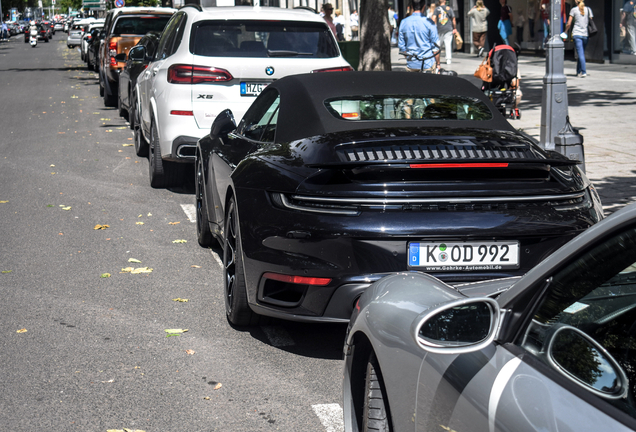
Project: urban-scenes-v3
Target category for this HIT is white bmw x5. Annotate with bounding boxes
[134,5,352,188]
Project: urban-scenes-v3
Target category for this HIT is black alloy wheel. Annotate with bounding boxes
[196,157,214,247]
[362,353,392,432]
[223,197,258,326]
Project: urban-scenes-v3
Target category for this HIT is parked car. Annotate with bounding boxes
[86,27,102,71]
[116,31,161,139]
[195,71,604,326]
[343,200,636,432]
[67,20,91,48]
[43,20,54,36]
[98,7,175,108]
[136,5,352,188]
[81,19,104,62]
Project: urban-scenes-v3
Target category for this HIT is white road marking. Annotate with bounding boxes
[180,204,197,223]
[211,249,223,268]
[261,325,295,347]
[312,404,344,432]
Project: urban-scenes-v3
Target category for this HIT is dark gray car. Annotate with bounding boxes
[344,201,636,432]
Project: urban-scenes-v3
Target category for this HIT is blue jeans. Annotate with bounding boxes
[573,35,588,74]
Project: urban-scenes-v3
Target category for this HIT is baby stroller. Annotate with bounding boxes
[481,44,521,119]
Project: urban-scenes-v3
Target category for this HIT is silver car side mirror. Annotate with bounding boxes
[414,297,500,355]
[547,325,629,400]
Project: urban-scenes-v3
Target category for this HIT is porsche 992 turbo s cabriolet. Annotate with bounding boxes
[194,71,604,326]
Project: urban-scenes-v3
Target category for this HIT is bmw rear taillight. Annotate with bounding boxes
[167,64,233,84]
[312,66,354,73]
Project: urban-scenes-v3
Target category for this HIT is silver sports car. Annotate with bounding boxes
[344,202,636,432]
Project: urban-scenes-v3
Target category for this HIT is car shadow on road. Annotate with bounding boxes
[242,321,348,360]
[588,170,636,215]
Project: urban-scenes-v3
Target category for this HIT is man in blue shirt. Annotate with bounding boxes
[398,1,440,72]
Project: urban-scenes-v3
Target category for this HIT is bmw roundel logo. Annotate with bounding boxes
[265,66,275,76]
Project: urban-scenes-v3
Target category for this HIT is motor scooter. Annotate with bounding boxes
[29,27,37,47]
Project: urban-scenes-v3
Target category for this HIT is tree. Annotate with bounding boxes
[358,0,392,71]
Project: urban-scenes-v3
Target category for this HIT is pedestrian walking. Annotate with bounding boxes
[433,0,457,65]
[622,1,636,54]
[321,3,338,39]
[498,0,513,45]
[350,10,359,40]
[540,0,550,48]
[468,1,489,57]
[426,2,436,20]
[565,0,593,77]
[398,0,440,72]
[334,9,345,41]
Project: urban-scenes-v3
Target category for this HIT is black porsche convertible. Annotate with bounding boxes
[194,71,603,326]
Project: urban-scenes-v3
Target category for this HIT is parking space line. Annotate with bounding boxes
[261,325,295,347]
[180,204,197,223]
[312,404,344,432]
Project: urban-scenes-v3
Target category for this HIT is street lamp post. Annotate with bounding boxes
[539,0,568,152]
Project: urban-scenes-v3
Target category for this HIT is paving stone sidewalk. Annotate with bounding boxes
[391,48,636,214]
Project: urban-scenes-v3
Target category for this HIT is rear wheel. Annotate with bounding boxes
[103,81,117,107]
[117,91,127,119]
[133,105,148,157]
[148,119,180,188]
[99,78,104,97]
[362,353,392,432]
[224,197,258,326]
[196,157,214,247]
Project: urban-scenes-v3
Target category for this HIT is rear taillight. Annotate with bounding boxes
[167,64,233,84]
[312,66,354,73]
[170,110,194,116]
[262,272,331,286]
[109,40,118,66]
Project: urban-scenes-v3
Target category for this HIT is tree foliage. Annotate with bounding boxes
[359,0,392,71]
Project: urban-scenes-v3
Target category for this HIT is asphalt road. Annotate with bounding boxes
[0,36,347,431]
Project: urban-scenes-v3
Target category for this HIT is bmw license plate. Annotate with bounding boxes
[240,82,268,96]
[408,241,520,271]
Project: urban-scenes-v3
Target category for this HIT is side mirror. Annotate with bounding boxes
[547,325,629,400]
[210,109,236,138]
[128,45,146,62]
[114,52,126,62]
[414,297,500,354]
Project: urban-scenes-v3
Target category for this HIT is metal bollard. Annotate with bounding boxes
[554,116,585,173]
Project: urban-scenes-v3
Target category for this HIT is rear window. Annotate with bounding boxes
[325,95,493,121]
[191,20,339,58]
[112,16,171,35]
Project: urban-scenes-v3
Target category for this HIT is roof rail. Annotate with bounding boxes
[181,3,202,11]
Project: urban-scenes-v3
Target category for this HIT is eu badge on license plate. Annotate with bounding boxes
[240,82,268,96]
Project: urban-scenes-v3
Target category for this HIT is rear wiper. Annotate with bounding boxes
[267,49,313,57]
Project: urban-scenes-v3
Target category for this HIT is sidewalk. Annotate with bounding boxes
[391,47,636,214]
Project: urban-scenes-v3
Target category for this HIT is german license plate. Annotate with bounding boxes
[240,82,268,96]
[408,241,520,271]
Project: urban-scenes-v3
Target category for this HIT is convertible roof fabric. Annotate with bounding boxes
[266,71,516,143]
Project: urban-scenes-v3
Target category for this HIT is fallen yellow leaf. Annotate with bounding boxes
[1,270,11,273]
[130,267,152,274]
[136,222,144,225]
[120,267,134,273]
[172,298,188,302]
[185,349,195,355]
[147,213,152,216]
[165,328,188,334]
[128,258,141,263]
[16,328,27,333]
[50,164,55,167]
[62,206,71,211]
[122,144,133,147]
[0,200,8,204]
[213,383,222,390]
[101,273,111,278]
[168,221,180,225]
[191,265,201,269]
[203,396,210,400]
[172,239,187,243]
[94,224,110,230]
[138,214,142,218]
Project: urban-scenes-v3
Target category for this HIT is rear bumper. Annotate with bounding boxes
[167,136,199,163]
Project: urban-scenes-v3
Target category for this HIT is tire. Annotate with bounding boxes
[362,353,392,432]
[196,157,214,247]
[133,107,148,157]
[223,197,258,326]
[44,36,49,42]
[148,119,180,188]
[99,79,104,97]
[103,81,117,107]
[129,95,136,130]
[117,91,127,119]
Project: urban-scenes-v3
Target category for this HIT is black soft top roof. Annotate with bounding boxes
[266,71,516,143]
